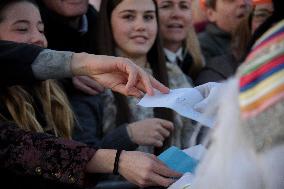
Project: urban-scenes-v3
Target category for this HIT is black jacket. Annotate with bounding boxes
[0,41,43,87]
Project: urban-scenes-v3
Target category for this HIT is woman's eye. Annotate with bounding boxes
[159,4,171,9]
[122,14,135,20]
[15,28,28,32]
[180,3,190,10]
[144,15,154,21]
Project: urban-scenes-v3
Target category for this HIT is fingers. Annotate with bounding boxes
[73,77,101,95]
[125,87,144,98]
[154,141,163,147]
[153,118,174,138]
[150,76,170,94]
[148,172,177,187]
[122,58,153,96]
[137,67,155,96]
[125,63,140,93]
[153,159,182,179]
[116,57,169,96]
[79,76,105,92]
[157,127,171,138]
[149,119,174,146]
[158,119,174,131]
[134,76,170,97]
[152,133,164,147]
[146,157,181,187]
[112,84,143,98]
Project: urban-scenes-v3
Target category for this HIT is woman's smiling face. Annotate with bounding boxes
[111,0,158,58]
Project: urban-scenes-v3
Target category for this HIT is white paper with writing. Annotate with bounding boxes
[138,88,214,127]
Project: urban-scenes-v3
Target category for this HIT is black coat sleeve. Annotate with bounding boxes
[0,40,43,86]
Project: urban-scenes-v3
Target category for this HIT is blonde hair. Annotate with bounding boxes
[1,80,74,139]
[186,24,204,79]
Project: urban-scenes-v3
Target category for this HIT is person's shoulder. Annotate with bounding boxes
[198,30,209,41]
[198,26,215,46]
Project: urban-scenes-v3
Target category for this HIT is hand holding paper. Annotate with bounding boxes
[138,88,215,127]
[194,82,222,113]
[158,146,199,174]
[157,145,206,189]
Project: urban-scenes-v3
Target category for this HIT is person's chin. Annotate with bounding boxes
[129,49,148,56]
[62,6,88,16]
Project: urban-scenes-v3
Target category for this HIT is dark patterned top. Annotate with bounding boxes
[0,122,97,188]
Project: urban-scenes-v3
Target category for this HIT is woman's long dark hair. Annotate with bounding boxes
[98,0,174,153]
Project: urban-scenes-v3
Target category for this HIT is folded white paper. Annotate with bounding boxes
[138,88,214,127]
[183,144,206,160]
[168,173,194,189]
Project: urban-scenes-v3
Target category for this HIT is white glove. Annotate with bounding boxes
[193,82,222,113]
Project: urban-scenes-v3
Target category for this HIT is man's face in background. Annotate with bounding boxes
[41,0,89,17]
[206,0,252,33]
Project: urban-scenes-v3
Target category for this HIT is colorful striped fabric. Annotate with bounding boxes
[238,19,284,119]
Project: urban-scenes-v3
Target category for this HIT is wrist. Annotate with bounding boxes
[113,150,123,175]
[70,52,90,76]
[86,149,116,174]
[116,150,127,176]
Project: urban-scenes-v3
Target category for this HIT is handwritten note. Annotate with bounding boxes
[138,88,214,127]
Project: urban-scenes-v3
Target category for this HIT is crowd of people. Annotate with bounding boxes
[0,0,283,188]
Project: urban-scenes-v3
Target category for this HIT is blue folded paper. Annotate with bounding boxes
[158,146,198,174]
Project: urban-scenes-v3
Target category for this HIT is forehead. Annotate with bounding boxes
[1,2,40,19]
[114,0,156,12]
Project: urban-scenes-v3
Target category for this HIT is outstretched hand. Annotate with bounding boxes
[71,53,169,97]
[119,151,181,188]
[86,150,181,188]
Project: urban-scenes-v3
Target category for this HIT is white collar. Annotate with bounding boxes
[164,47,184,64]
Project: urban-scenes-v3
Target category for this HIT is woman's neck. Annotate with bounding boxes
[130,56,148,68]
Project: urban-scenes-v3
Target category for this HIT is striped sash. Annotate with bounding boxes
[238,19,284,119]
